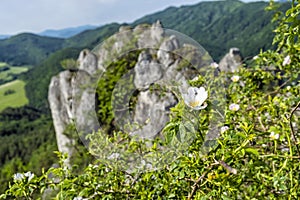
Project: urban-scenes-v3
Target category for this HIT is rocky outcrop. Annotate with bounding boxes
[218,47,243,72]
[48,21,213,161]
[48,71,75,164]
[134,51,163,90]
[136,21,164,49]
[130,90,177,139]
[77,49,99,74]
[48,69,99,165]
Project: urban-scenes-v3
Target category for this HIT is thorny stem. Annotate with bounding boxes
[187,164,214,200]
[289,101,300,156]
[187,173,205,199]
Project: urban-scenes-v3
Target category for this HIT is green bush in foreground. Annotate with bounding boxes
[1,1,300,199]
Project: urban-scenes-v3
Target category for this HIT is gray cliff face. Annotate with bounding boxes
[218,47,243,72]
[77,49,98,75]
[134,51,163,90]
[48,71,75,162]
[48,21,213,159]
[136,21,164,49]
[131,90,177,139]
[48,69,99,164]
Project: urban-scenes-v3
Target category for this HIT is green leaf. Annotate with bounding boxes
[287,35,294,46]
[236,132,247,139]
[179,171,185,179]
[178,123,187,142]
[245,148,259,157]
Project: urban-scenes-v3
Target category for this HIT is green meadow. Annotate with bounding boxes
[0,80,28,112]
[0,62,29,83]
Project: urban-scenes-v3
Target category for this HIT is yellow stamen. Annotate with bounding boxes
[189,100,200,108]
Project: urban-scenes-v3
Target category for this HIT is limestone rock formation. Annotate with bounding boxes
[48,71,75,164]
[131,90,177,139]
[48,21,213,160]
[135,21,164,49]
[157,35,179,67]
[134,51,163,90]
[48,69,99,165]
[218,47,243,72]
[77,49,99,74]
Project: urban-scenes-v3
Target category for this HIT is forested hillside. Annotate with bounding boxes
[134,1,290,60]
[0,107,57,192]
[0,34,64,66]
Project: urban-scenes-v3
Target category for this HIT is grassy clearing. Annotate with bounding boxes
[0,62,7,67]
[0,80,28,112]
[0,62,30,83]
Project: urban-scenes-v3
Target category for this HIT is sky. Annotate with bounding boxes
[1,0,261,35]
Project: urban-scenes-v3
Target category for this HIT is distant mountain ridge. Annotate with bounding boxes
[0,25,99,40]
[0,23,119,66]
[38,25,98,38]
[0,35,10,40]
[0,0,290,67]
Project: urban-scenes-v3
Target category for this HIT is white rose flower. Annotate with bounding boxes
[282,55,291,66]
[262,144,267,148]
[220,126,229,134]
[211,62,219,68]
[182,86,208,110]
[269,132,279,140]
[13,173,24,181]
[93,165,99,169]
[73,197,84,200]
[231,75,240,82]
[229,103,240,111]
[24,171,34,182]
[191,76,199,81]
